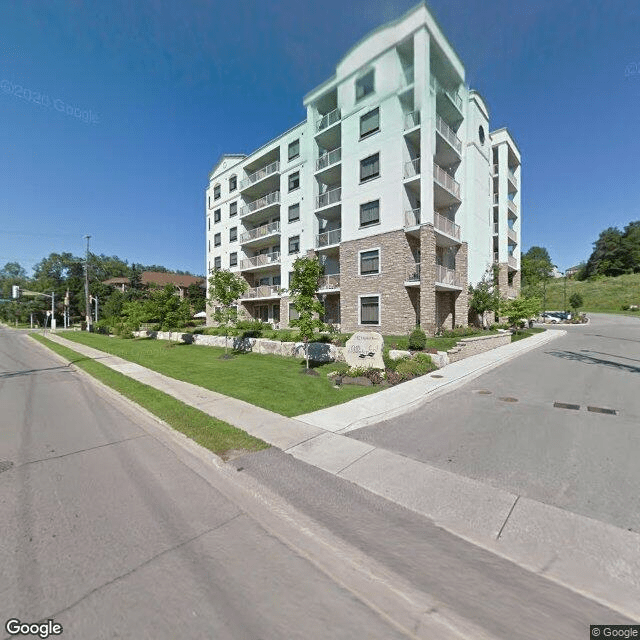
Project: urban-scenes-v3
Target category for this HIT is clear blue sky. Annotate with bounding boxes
[2,0,639,275]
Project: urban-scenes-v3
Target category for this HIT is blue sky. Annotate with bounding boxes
[1,0,639,275]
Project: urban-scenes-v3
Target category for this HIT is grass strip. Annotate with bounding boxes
[31,334,269,460]
[511,327,545,342]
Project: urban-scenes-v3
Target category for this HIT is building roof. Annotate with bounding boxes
[102,277,130,285]
[103,272,205,288]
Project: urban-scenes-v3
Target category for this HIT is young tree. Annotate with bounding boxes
[186,282,206,313]
[208,270,248,355]
[468,266,500,327]
[499,296,541,329]
[521,246,554,297]
[288,257,325,371]
[569,293,584,313]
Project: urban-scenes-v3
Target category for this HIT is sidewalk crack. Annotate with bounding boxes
[496,495,520,540]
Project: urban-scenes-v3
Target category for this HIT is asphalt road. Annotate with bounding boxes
[349,313,640,532]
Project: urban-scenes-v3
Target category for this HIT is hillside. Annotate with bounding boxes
[542,273,640,313]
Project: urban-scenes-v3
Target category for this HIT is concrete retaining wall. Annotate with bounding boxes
[446,332,512,363]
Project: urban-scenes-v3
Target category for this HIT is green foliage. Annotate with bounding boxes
[468,267,500,325]
[408,327,427,350]
[521,246,554,297]
[583,221,640,278]
[208,269,249,353]
[499,296,541,327]
[569,292,584,311]
[186,282,206,312]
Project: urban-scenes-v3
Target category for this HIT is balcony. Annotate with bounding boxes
[435,115,462,156]
[433,163,460,200]
[436,264,461,288]
[507,199,518,214]
[317,108,340,133]
[507,228,518,243]
[404,111,420,130]
[430,76,463,121]
[317,273,340,291]
[240,161,280,191]
[404,157,421,180]
[508,168,518,188]
[434,212,461,241]
[240,191,280,218]
[316,186,341,210]
[404,207,420,228]
[508,255,518,270]
[240,251,281,271]
[240,221,280,245]
[403,65,414,86]
[315,228,341,249]
[316,147,341,172]
[493,222,499,234]
[493,194,499,205]
[405,263,420,285]
[493,252,499,263]
[492,163,499,177]
[240,285,281,300]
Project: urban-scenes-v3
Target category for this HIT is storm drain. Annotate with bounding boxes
[553,402,581,410]
[499,397,518,403]
[431,374,444,379]
[476,390,492,395]
[587,406,618,415]
[0,461,14,473]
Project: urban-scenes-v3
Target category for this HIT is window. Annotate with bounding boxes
[360,153,380,182]
[272,275,281,286]
[289,271,294,287]
[208,217,210,231]
[360,108,379,138]
[213,184,221,200]
[289,303,299,321]
[208,239,210,252]
[214,256,221,270]
[356,69,375,101]
[288,203,300,222]
[360,295,379,325]
[229,175,237,191]
[229,226,237,242]
[360,200,380,227]
[288,139,300,161]
[208,196,211,210]
[288,235,300,254]
[272,304,280,323]
[214,208,221,223]
[360,249,379,275]
[288,171,300,192]
[214,232,221,247]
[230,252,237,267]
[229,201,237,217]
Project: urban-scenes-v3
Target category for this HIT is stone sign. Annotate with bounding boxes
[344,331,384,369]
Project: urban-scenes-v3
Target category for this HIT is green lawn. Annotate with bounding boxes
[55,332,380,417]
[31,334,269,460]
[511,327,545,342]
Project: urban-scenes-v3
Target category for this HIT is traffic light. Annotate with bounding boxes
[11,285,20,299]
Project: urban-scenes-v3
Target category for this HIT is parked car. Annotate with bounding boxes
[540,312,562,323]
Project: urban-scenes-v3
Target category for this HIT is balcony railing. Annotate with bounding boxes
[493,222,499,234]
[317,273,341,290]
[315,228,341,248]
[493,193,499,205]
[404,157,421,179]
[492,163,499,176]
[317,108,340,132]
[403,65,414,85]
[507,199,518,214]
[240,161,280,190]
[240,221,280,244]
[434,212,461,240]
[316,147,341,172]
[430,76,463,111]
[507,228,518,243]
[316,186,341,209]
[404,207,420,227]
[240,191,280,217]
[508,255,518,269]
[435,115,462,155]
[436,264,460,287]
[241,285,281,299]
[404,110,420,130]
[405,263,420,282]
[493,252,499,263]
[433,163,460,199]
[240,251,281,270]
[508,168,518,187]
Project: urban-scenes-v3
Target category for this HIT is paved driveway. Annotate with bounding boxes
[348,314,640,532]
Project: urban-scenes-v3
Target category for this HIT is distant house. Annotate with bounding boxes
[565,265,582,278]
[103,271,205,298]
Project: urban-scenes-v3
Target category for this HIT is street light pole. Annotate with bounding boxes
[563,274,567,312]
[84,235,91,331]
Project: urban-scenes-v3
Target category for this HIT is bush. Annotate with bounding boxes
[438,326,490,338]
[621,303,630,311]
[408,327,427,350]
[93,319,112,334]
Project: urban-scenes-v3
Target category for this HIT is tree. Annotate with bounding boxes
[208,270,248,355]
[186,283,206,313]
[584,227,628,278]
[468,267,500,327]
[288,257,325,371]
[569,293,584,313]
[521,246,553,297]
[499,296,541,328]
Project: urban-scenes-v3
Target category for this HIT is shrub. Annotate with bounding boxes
[408,327,427,350]
[621,303,630,311]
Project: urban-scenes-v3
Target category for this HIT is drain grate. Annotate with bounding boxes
[0,461,14,473]
[499,397,518,403]
[476,390,492,395]
[431,374,444,379]
[554,402,580,410]
[587,406,618,415]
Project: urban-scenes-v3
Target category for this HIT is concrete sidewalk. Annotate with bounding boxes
[36,330,640,620]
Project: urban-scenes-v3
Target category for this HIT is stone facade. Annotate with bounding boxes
[453,242,469,327]
[419,225,437,334]
[446,332,511,362]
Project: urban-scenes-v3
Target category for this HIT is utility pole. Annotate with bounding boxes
[84,235,91,331]
[563,274,567,312]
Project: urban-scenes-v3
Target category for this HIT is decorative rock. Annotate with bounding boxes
[388,349,411,361]
[340,376,373,386]
[294,341,336,363]
[344,331,384,370]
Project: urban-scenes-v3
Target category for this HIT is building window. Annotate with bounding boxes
[360,153,380,182]
[208,239,210,252]
[360,249,379,275]
[230,252,237,267]
[273,275,281,286]
[288,235,300,254]
[272,304,280,323]
[230,226,237,242]
[214,256,221,270]
[288,139,300,161]
[213,184,221,200]
[289,303,299,321]
[289,271,294,287]
[214,232,221,247]
[360,295,379,325]
[229,201,237,217]
[360,107,379,138]
[356,69,375,101]
[288,203,300,222]
[208,217,210,231]
[360,200,380,227]
[229,175,237,191]
[214,208,221,223]
[208,196,212,210]
[288,171,300,192]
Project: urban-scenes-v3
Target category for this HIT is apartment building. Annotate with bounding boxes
[205,2,521,335]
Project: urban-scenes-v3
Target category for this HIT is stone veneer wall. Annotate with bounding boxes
[447,332,512,362]
[419,225,437,334]
[453,242,469,327]
[339,229,419,334]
